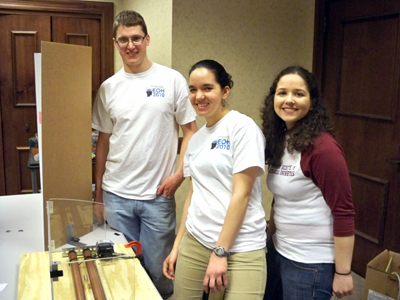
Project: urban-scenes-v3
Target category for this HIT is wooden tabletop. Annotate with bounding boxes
[17,243,162,300]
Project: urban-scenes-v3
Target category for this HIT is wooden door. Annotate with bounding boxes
[0,1,113,195]
[314,0,400,276]
[0,14,51,194]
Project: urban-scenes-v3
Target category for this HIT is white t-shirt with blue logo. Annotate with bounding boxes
[92,63,196,200]
[184,110,266,252]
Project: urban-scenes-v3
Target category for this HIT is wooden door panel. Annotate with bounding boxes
[52,16,101,105]
[316,0,400,276]
[350,172,389,246]
[338,15,399,121]
[0,14,51,194]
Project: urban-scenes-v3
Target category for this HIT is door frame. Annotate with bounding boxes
[0,0,114,194]
[312,0,328,95]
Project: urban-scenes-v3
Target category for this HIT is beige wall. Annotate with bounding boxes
[170,0,315,229]
[89,0,315,229]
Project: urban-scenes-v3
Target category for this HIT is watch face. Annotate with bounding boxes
[214,246,228,257]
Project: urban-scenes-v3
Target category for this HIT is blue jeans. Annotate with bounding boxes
[277,252,334,300]
[103,190,175,299]
[263,239,282,300]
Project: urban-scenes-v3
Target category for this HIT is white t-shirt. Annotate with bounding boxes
[92,63,196,199]
[184,110,266,252]
[269,147,334,263]
[268,133,354,263]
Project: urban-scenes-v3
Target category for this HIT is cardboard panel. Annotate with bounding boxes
[41,41,92,248]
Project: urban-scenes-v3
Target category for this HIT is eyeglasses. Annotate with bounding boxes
[116,35,146,47]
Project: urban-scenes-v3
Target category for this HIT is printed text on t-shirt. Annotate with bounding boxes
[211,137,230,150]
[269,164,295,176]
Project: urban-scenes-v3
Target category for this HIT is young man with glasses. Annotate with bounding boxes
[92,10,197,299]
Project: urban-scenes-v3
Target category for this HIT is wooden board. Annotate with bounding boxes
[17,244,162,300]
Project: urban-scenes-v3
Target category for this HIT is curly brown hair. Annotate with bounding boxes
[261,66,334,167]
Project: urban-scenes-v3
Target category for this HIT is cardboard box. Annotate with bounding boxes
[363,250,400,300]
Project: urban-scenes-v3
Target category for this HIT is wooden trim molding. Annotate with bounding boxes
[11,30,38,107]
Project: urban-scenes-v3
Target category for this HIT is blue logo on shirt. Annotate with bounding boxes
[211,137,230,150]
[146,86,166,98]
[153,87,165,97]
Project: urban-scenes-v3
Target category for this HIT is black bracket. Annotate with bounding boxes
[50,262,63,281]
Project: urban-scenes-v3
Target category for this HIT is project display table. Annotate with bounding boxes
[17,243,162,300]
[14,198,162,300]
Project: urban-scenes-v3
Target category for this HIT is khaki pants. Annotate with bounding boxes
[174,232,267,300]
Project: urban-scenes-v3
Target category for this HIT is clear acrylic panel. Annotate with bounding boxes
[46,199,135,300]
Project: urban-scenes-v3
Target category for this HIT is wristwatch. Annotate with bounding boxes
[213,246,230,257]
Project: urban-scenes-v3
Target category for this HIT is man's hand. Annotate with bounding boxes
[203,253,228,294]
[93,192,106,223]
[157,173,184,198]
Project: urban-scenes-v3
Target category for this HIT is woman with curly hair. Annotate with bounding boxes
[261,66,355,300]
